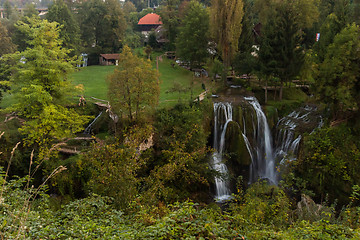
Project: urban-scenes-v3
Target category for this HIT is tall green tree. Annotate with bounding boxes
[77,0,126,64]
[46,0,81,56]
[314,0,352,63]
[255,0,319,30]
[257,1,304,100]
[159,0,182,50]
[355,0,360,24]
[3,0,12,18]
[23,3,39,17]
[175,0,209,69]
[108,46,160,122]
[0,22,16,102]
[233,0,256,79]
[0,21,16,56]
[7,17,89,154]
[316,23,360,119]
[210,0,244,83]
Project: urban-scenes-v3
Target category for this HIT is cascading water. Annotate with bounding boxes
[275,105,322,164]
[84,111,103,134]
[244,97,277,184]
[212,102,232,201]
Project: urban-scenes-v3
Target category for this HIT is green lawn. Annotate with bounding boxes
[0,56,208,109]
[157,58,204,107]
[72,65,115,101]
[71,57,206,108]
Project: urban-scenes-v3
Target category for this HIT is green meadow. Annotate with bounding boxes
[71,58,206,108]
[0,57,207,109]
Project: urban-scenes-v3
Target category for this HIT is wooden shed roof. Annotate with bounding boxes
[100,54,120,60]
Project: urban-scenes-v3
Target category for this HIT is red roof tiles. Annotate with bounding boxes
[138,13,163,25]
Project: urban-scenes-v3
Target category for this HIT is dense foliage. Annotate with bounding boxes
[1,0,360,238]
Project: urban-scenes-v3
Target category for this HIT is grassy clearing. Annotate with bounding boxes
[71,56,209,108]
[157,58,205,108]
[0,53,212,109]
[72,65,115,101]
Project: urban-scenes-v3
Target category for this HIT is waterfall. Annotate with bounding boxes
[210,97,323,193]
[244,97,277,184]
[274,105,320,164]
[84,111,103,134]
[212,102,232,202]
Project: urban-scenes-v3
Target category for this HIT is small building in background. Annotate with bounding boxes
[138,13,163,37]
[99,54,120,66]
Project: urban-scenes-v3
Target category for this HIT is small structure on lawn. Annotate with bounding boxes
[99,53,120,66]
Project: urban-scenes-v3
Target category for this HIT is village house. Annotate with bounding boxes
[137,13,163,37]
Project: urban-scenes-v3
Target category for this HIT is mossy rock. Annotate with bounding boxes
[264,105,278,129]
[224,121,252,166]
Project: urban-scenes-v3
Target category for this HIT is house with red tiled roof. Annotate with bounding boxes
[138,13,162,36]
[99,53,120,66]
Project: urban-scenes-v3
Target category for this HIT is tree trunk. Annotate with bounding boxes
[222,65,227,86]
[265,77,268,104]
[279,80,284,101]
[274,84,277,101]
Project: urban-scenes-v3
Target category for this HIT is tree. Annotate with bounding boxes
[316,24,360,119]
[0,22,16,102]
[257,1,304,100]
[355,0,360,24]
[233,0,256,79]
[46,0,81,56]
[159,0,182,50]
[3,0,12,18]
[255,0,319,30]
[314,0,352,63]
[0,21,16,56]
[77,0,126,63]
[23,3,39,17]
[108,46,160,122]
[7,17,89,154]
[175,0,209,69]
[122,1,137,18]
[83,132,147,209]
[210,0,244,83]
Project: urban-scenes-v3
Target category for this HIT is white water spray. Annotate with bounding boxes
[244,97,277,184]
[212,102,232,201]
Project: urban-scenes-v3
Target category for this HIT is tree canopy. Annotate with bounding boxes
[210,0,244,82]
[316,23,360,118]
[46,0,81,56]
[176,0,209,69]
[7,17,89,154]
[108,45,160,122]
